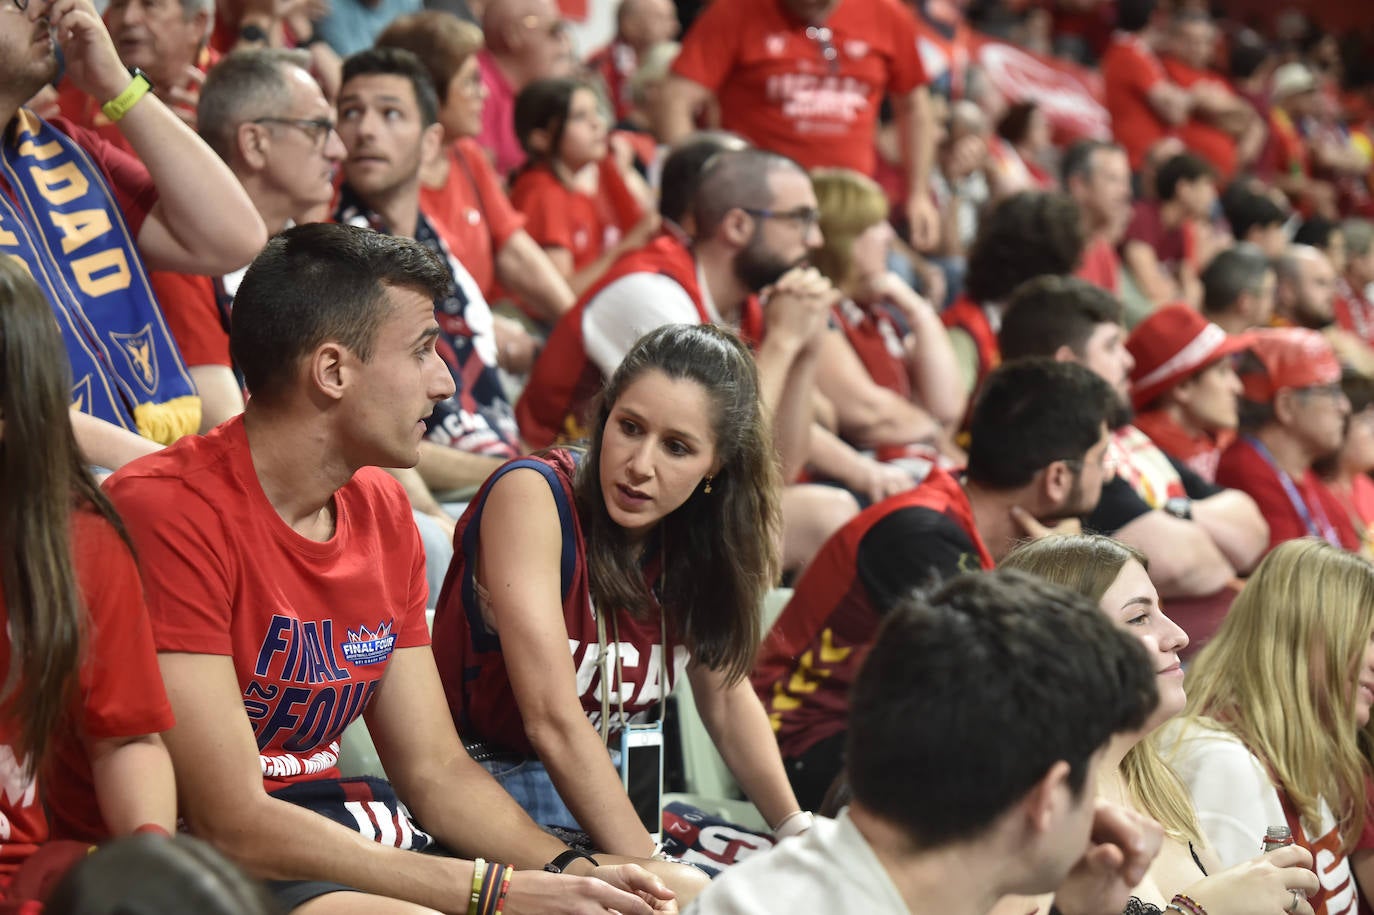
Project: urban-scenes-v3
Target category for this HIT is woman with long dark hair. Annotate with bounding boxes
[433,323,805,860]
[0,258,175,900]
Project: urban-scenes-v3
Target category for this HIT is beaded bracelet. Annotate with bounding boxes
[493,865,514,915]
[1170,894,1208,915]
[468,858,486,915]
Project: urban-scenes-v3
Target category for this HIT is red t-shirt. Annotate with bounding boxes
[671,0,927,174]
[1123,200,1189,276]
[1102,32,1172,171]
[508,159,642,274]
[1077,235,1123,295]
[0,116,157,239]
[1160,56,1240,181]
[1215,437,1359,554]
[150,271,229,368]
[0,507,174,871]
[106,417,431,792]
[420,138,527,300]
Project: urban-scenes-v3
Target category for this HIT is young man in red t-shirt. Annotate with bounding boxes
[1100,0,1194,171]
[1120,152,1218,308]
[656,0,940,248]
[107,223,692,914]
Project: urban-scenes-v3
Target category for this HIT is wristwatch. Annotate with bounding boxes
[238,22,269,42]
[1163,497,1193,521]
[543,850,599,874]
[100,68,153,123]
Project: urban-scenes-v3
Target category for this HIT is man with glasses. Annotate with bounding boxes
[56,0,215,146]
[656,0,940,250]
[147,49,344,433]
[1000,276,1268,602]
[0,0,264,451]
[1218,327,1361,552]
[752,358,1119,811]
[477,0,575,177]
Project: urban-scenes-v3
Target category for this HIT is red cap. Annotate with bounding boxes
[1236,327,1342,403]
[1127,305,1248,410]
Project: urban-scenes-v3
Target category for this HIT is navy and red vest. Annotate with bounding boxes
[516,233,764,448]
[431,450,685,756]
[751,468,993,759]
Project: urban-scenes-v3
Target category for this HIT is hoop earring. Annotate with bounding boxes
[703,475,713,494]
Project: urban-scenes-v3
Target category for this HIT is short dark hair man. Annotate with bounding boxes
[702,570,1162,915]
[754,359,1118,811]
[1120,152,1218,308]
[1200,242,1276,334]
[1000,276,1268,598]
[107,224,686,913]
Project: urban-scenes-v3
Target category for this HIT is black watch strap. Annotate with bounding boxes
[238,22,269,42]
[543,850,600,874]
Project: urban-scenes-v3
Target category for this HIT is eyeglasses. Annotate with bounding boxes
[4,0,29,13]
[741,206,822,234]
[521,13,567,39]
[805,25,839,75]
[252,116,336,148]
[1296,383,1347,402]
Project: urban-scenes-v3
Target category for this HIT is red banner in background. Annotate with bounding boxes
[916,22,1111,144]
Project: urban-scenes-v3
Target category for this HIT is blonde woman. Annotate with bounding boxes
[809,168,967,441]
[1163,538,1374,915]
[1001,534,1317,915]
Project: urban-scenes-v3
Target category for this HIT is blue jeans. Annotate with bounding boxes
[481,749,624,832]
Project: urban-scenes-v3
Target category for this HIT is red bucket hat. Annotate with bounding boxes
[1127,305,1248,410]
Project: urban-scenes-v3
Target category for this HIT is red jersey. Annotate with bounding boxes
[1133,409,1233,484]
[509,159,643,274]
[941,296,1001,390]
[752,468,993,759]
[0,508,173,872]
[517,233,764,448]
[106,417,431,792]
[1102,32,1172,170]
[833,298,910,399]
[671,0,927,174]
[420,139,527,300]
[433,451,686,754]
[1078,235,1123,295]
[1334,275,1374,346]
[587,39,639,124]
[1160,56,1240,180]
[1215,436,1359,553]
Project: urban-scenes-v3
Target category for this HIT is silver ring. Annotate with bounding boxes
[1288,889,1300,912]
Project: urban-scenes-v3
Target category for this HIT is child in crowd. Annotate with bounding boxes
[0,258,175,906]
[509,78,659,296]
[433,323,808,859]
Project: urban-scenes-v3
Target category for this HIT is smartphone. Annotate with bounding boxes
[619,722,665,842]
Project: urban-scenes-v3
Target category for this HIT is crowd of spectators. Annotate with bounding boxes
[6,0,1374,910]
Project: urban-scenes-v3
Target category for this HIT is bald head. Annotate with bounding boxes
[482,0,571,82]
[693,149,806,239]
[1276,244,1337,328]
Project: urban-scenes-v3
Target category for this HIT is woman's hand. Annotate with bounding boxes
[1182,845,1320,915]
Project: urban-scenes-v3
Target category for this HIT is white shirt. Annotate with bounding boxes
[1162,719,1358,915]
[582,262,722,379]
[688,811,909,915]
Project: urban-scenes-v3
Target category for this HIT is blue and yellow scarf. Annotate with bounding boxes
[0,110,198,443]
